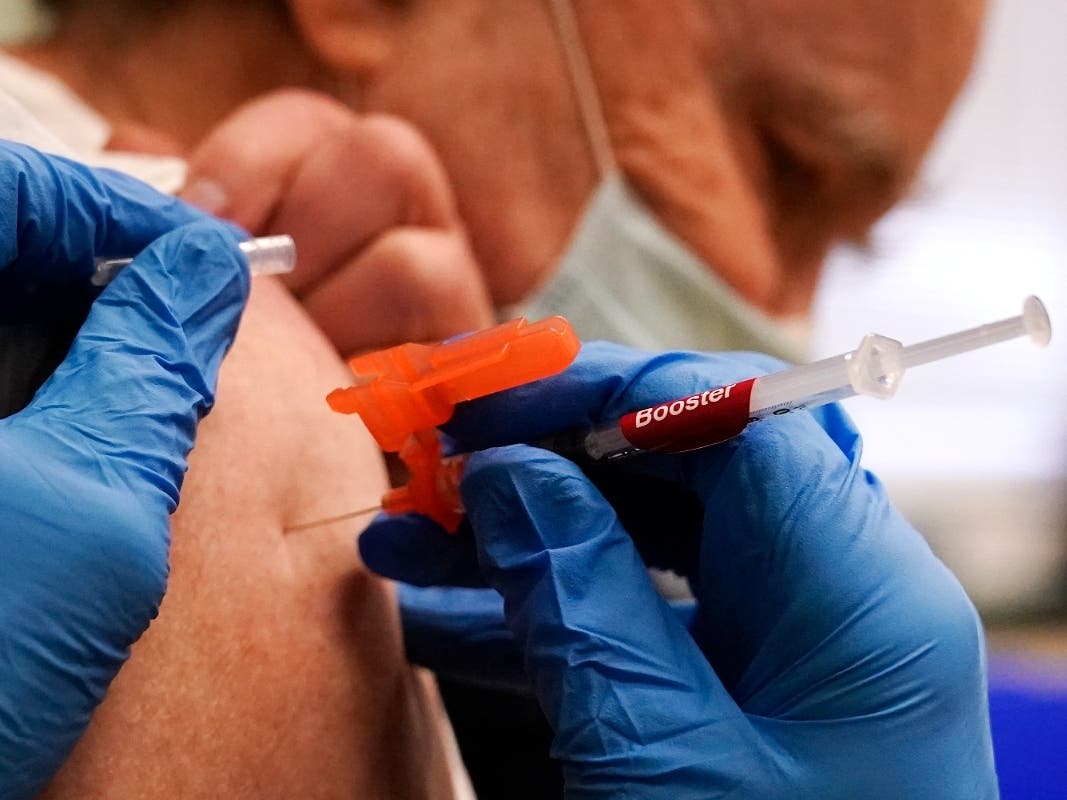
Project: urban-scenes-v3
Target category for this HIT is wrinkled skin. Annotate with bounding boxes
[41,278,461,799]
[13,0,986,329]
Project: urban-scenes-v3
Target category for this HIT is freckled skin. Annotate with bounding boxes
[7,1,985,792]
[40,280,458,800]
[353,0,985,312]
[16,0,985,316]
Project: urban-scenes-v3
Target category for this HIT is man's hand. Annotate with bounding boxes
[185,90,494,353]
[360,343,998,799]
[0,142,249,799]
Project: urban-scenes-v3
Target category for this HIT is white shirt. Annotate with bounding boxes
[0,50,186,191]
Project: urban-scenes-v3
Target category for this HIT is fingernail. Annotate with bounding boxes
[181,178,229,216]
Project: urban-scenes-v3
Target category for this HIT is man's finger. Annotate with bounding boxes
[301,226,493,354]
[187,92,464,296]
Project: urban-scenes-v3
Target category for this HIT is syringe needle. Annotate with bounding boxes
[311,297,1052,530]
[285,502,383,532]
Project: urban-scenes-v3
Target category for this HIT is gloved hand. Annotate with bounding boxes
[0,142,249,799]
[360,343,998,799]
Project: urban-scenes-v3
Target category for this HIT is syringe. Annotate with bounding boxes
[91,234,297,286]
[547,295,1052,462]
[286,297,1051,532]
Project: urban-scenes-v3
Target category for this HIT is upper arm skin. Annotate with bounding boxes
[40,279,459,799]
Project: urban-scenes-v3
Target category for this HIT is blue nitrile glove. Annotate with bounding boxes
[360,343,998,799]
[0,142,250,799]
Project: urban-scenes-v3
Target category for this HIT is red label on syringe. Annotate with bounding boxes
[618,378,756,454]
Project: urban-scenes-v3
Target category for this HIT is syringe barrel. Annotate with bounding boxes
[579,424,640,461]
[550,356,860,463]
[747,354,857,418]
[538,296,1051,465]
[549,379,759,462]
[91,234,296,287]
[236,235,297,277]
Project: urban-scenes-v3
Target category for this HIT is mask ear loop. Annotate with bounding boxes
[546,0,619,180]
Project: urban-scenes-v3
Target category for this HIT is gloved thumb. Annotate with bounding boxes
[462,445,760,796]
[0,221,249,795]
[4,219,248,632]
[16,220,250,518]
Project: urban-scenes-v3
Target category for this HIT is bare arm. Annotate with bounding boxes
[40,278,463,799]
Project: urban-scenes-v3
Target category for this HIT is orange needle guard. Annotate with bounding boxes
[327,317,580,531]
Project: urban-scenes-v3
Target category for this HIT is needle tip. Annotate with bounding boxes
[284,504,382,532]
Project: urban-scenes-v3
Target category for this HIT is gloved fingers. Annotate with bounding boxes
[0,221,246,788]
[688,410,886,603]
[805,399,863,462]
[442,342,860,574]
[459,345,987,743]
[689,414,994,800]
[684,410,983,717]
[400,591,696,700]
[462,444,758,781]
[359,514,487,588]
[359,517,528,692]
[444,341,786,450]
[300,225,493,356]
[11,219,250,515]
[396,583,529,692]
[0,141,202,294]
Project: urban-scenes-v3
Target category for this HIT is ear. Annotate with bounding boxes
[286,0,402,76]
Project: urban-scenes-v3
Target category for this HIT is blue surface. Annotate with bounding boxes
[989,656,1067,799]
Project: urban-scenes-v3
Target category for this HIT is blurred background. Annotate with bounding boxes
[811,0,1067,621]
[3,0,1062,619]
[2,0,1064,794]
[3,0,1060,620]
[810,2,1067,792]
[0,0,37,41]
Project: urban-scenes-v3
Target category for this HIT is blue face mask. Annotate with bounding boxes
[514,173,810,361]
[511,0,809,362]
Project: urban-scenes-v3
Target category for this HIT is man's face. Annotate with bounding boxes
[351,0,985,311]
[711,0,986,273]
